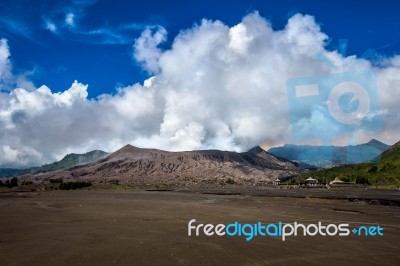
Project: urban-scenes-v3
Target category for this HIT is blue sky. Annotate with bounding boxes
[1,0,400,167]
[1,0,399,97]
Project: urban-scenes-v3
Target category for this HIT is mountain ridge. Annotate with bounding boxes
[300,140,400,187]
[19,145,301,188]
[268,139,389,168]
[0,150,109,178]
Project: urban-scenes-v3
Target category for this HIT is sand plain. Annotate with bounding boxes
[0,188,399,265]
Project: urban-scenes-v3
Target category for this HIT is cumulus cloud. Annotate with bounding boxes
[1,12,400,168]
[0,39,12,91]
[134,26,167,73]
[0,39,36,93]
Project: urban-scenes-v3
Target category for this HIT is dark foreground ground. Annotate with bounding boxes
[0,188,399,265]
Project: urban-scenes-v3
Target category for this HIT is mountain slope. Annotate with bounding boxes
[25,150,109,174]
[0,168,23,178]
[22,145,300,188]
[301,140,400,187]
[0,150,109,177]
[248,145,299,166]
[268,139,389,168]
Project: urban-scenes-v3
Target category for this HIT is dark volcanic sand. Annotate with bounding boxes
[0,189,399,265]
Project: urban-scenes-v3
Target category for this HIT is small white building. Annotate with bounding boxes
[329,177,345,185]
[273,178,281,186]
[329,177,355,187]
[305,177,318,187]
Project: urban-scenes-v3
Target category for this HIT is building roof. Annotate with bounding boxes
[330,177,345,184]
[305,177,317,182]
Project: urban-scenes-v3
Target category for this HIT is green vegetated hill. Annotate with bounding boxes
[300,140,400,187]
[25,150,109,175]
[0,150,109,177]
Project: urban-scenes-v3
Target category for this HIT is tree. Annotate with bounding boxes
[59,181,92,190]
[10,177,18,187]
[356,176,370,185]
[368,165,378,173]
[2,177,18,188]
[341,176,351,182]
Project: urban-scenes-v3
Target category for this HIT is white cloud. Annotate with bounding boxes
[1,145,42,168]
[0,18,35,41]
[0,39,12,91]
[169,122,206,151]
[0,39,37,93]
[41,1,157,45]
[228,23,252,54]
[65,13,75,27]
[1,12,400,168]
[133,26,167,73]
[45,20,57,32]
